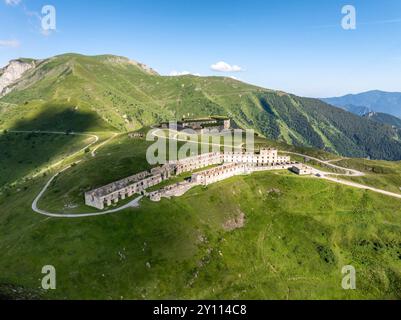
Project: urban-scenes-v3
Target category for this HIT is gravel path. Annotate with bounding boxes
[8,130,137,218]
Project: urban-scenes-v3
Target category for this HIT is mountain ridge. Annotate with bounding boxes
[2,53,401,160]
[322,90,401,118]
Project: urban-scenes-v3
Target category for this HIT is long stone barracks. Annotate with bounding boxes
[160,116,231,133]
[84,148,310,209]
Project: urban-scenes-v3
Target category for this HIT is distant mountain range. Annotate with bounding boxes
[322,90,401,118]
[2,54,401,160]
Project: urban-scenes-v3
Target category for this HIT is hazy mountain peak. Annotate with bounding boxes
[322,90,401,118]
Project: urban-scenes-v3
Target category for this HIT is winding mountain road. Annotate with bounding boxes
[281,151,364,177]
[8,130,140,218]
[31,163,143,218]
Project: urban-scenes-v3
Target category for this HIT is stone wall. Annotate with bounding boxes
[191,163,249,186]
[85,171,162,209]
[149,181,196,202]
[191,162,296,187]
[174,152,222,175]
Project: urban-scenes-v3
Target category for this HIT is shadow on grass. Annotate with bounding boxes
[0,107,109,186]
[0,283,41,300]
[9,101,112,132]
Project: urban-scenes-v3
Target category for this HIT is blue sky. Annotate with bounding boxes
[1,0,401,97]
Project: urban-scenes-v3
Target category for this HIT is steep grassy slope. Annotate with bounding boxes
[333,158,401,196]
[0,132,91,186]
[2,53,401,160]
[295,98,401,159]
[363,112,401,129]
[0,100,115,133]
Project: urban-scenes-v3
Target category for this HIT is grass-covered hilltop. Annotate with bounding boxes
[2,53,401,160]
[1,53,401,300]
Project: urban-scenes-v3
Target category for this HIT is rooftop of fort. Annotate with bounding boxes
[160,116,230,125]
[86,170,150,198]
[225,148,278,154]
[182,115,230,121]
[194,162,241,175]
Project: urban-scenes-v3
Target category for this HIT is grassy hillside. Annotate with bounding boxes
[1,125,401,299]
[2,53,401,160]
[0,132,91,186]
[333,158,401,196]
[2,132,401,299]
[363,112,401,129]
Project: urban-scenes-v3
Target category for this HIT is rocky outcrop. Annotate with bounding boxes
[0,59,35,96]
[129,60,159,75]
[101,55,158,75]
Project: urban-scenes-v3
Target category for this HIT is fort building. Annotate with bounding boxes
[84,171,163,210]
[149,181,195,202]
[191,163,250,186]
[160,116,231,133]
[128,132,145,138]
[173,152,222,175]
[150,163,176,180]
[84,148,308,209]
[291,164,314,175]
[223,148,290,166]
[191,162,297,187]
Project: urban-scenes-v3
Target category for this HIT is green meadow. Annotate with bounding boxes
[335,158,401,196]
[1,131,401,299]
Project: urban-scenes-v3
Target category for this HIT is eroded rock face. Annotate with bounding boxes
[0,59,35,96]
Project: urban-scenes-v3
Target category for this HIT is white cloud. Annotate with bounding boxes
[5,0,21,6]
[210,61,243,72]
[169,70,201,77]
[0,39,20,48]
